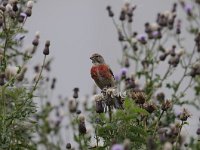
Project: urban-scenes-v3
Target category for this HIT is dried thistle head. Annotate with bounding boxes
[95,100,104,113]
[5,65,19,80]
[156,92,165,103]
[78,114,85,123]
[161,100,172,111]
[130,91,146,104]
[143,102,157,113]
[178,108,191,121]
[68,99,77,113]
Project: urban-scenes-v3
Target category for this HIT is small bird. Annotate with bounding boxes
[90,53,115,90]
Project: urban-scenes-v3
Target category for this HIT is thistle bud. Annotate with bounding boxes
[123,139,131,150]
[45,40,50,47]
[143,102,157,113]
[66,143,71,149]
[119,10,126,21]
[137,34,147,44]
[163,142,172,150]
[120,68,128,79]
[170,45,176,57]
[178,108,191,121]
[68,99,77,113]
[172,3,177,12]
[73,87,79,99]
[6,3,12,12]
[76,110,81,115]
[5,65,19,80]
[51,78,56,89]
[118,30,124,41]
[184,4,193,16]
[130,91,146,104]
[156,92,165,103]
[190,63,200,77]
[124,57,130,68]
[27,0,34,9]
[168,55,180,67]
[145,22,151,34]
[43,40,50,55]
[32,31,40,47]
[106,6,114,17]
[32,38,39,47]
[18,13,27,23]
[159,53,168,61]
[78,114,86,134]
[25,7,32,17]
[95,100,104,113]
[176,19,181,34]
[43,47,49,55]
[196,128,200,135]
[12,2,18,12]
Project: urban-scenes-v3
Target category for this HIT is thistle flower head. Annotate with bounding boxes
[137,33,147,44]
[184,4,193,13]
[6,3,12,12]
[111,144,124,150]
[94,94,104,102]
[163,142,172,150]
[143,102,157,113]
[120,67,128,79]
[27,0,34,8]
[177,108,191,121]
[78,114,85,122]
[161,100,172,111]
[5,65,19,80]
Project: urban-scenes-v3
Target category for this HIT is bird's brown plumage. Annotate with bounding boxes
[90,53,115,90]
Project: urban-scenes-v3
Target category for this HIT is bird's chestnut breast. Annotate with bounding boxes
[91,64,111,79]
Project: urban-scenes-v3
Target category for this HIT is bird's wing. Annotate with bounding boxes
[108,65,115,79]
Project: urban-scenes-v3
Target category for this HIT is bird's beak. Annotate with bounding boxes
[90,56,93,60]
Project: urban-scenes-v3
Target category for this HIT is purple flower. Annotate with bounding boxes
[184,4,193,15]
[120,67,128,76]
[184,4,193,12]
[114,74,120,81]
[138,33,147,40]
[152,31,158,37]
[111,144,124,150]
[137,33,147,44]
[20,12,27,18]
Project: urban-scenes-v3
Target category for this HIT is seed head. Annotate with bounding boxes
[25,7,32,17]
[66,143,71,149]
[106,6,114,17]
[161,100,172,111]
[95,100,104,113]
[156,92,165,103]
[178,108,191,121]
[143,102,157,113]
[78,121,86,134]
[27,0,34,9]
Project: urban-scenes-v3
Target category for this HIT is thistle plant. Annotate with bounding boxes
[1,0,200,150]
[0,0,51,149]
[64,1,200,149]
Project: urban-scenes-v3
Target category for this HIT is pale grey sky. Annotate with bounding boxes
[23,0,199,139]
[24,0,176,96]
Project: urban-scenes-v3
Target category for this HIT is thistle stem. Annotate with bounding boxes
[108,105,112,122]
[153,110,164,137]
[174,121,184,150]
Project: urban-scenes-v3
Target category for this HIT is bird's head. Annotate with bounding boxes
[90,53,105,65]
